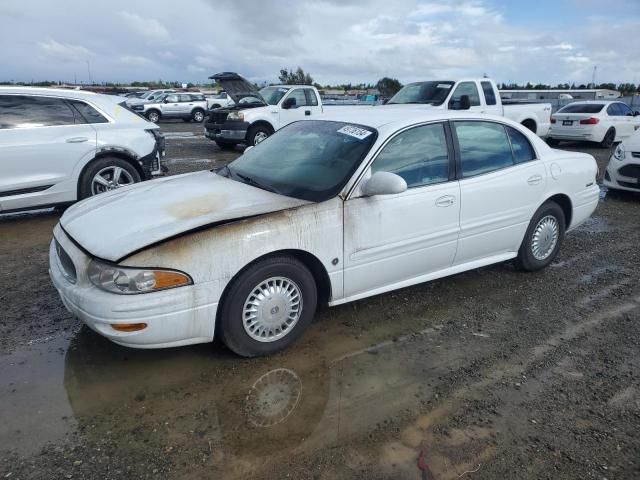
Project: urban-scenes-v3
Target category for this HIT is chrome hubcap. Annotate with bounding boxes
[253,131,268,145]
[194,111,203,121]
[91,166,135,195]
[148,113,159,122]
[242,276,302,342]
[245,368,302,427]
[531,215,559,260]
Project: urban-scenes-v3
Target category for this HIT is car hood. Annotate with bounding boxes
[60,171,310,262]
[209,72,267,106]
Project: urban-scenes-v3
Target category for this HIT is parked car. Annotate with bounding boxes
[603,128,640,192]
[0,87,165,213]
[204,72,323,149]
[205,91,235,110]
[126,89,176,106]
[385,78,553,137]
[130,93,208,123]
[547,101,640,148]
[50,110,599,356]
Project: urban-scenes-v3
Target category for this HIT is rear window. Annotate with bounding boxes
[481,81,497,106]
[69,99,108,124]
[558,104,604,114]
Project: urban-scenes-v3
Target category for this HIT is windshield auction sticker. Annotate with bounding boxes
[337,125,373,140]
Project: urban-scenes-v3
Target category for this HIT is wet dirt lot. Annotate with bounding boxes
[1,122,639,479]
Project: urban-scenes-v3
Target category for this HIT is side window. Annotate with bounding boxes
[178,94,192,102]
[481,81,497,106]
[68,100,108,124]
[606,104,621,116]
[304,89,319,106]
[284,89,307,108]
[371,123,449,189]
[454,121,514,177]
[165,94,179,103]
[617,103,632,116]
[0,95,75,128]
[506,126,536,164]
[450,82,481,108]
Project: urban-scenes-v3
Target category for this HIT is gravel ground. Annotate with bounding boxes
[1,121,639,480]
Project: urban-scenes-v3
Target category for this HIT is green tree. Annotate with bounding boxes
[376,77,403,97]
[278,67,314,85]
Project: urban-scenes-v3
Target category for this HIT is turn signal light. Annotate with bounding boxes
[153,271,191,289]
[580,117,599,125]
[111,323,148,332]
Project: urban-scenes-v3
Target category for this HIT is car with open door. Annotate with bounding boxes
[50,109,599,356]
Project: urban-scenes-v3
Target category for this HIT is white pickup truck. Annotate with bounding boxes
[385,79,552,137]
[204,72,323,149]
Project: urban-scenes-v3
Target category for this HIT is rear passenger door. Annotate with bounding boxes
[0,95,97,211]
[453,120,546,265]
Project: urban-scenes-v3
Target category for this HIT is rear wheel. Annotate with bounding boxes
[215,140,238,150]
[79,157,141,199]
[515,201,565,271]
[600,128,615,148]
[218,256,317,357]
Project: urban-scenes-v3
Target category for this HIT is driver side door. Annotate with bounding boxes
[343,122,460,299]
[279,89,312,127]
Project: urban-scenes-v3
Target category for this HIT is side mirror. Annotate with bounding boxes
[459,95,471,110]
[362,171,407,197]
[282,97,296,109]
[163,98,169,104]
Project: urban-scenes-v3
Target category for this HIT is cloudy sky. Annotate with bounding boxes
[1,0,639,86]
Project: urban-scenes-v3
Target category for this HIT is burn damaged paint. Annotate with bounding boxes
[123,197,344,303]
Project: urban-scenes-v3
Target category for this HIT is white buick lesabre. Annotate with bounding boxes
[50,110,600,356]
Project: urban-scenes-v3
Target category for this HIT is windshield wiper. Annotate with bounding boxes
[234,172,279,194]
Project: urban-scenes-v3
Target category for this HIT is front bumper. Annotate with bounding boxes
[603,157,640,192]
[49,225,218,349]
[204,120,249,142]
[139,130,166,178]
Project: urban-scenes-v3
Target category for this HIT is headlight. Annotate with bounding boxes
[227,111,244,121]
[613,143,625,161]
[88,259,191,294]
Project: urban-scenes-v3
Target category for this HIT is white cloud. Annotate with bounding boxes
[118,11,170,42]
[37,39,92,62]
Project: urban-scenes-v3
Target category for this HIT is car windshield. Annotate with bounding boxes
[558,104,604,114]
[259,86,290,105]
[387,81,454,105]
[222,121,377,202]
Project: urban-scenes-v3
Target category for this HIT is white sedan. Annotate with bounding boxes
[604,128,640,193]
[547,100,640,148]
[50,110,599,356]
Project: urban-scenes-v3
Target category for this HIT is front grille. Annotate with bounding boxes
[619,164,640,180]
[55,240,77,283]
[618,181,640,190]
[207,111,228,124]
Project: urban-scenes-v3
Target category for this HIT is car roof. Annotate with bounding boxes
[0,86,102,99]
[317,107,515,130]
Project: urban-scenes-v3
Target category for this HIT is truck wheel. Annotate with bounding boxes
[79,157,141,199]
[146,110,160,123]
[218,255,317,357]
[248,125,273,146]
[515,201,565,272]
[215,140,238,150]
[192,109,205,123]
[600,128,615,149]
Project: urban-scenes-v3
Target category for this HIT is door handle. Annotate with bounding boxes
[527,175,543,185]
[305,110,311,116]
[66,137,88,143]
[435,195,455,207]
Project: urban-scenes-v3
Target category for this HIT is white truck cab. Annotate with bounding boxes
[204,72,323,149]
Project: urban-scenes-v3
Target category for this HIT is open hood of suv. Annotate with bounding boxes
[209,72,266,106]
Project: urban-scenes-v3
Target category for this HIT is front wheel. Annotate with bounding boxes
[146,110,160,123]
[192,109,205,122]
[218,256,317,357]
[78,157,141,199]
[247,125,272,146]
[515,201,565,271]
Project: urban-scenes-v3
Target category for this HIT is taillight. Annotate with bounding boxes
[550,117,556,124]
[580,117,599,125]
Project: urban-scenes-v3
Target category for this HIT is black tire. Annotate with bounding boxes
[515,201,565,272]
[192,109,205,123]
[218,256,318,357]
[247,124,273,146]
[78,157,141,199]
[146,110,160,123]
[600,128,615,148]
[215,140,238,150]
[546,138,560,147]
[521,120,536,133]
